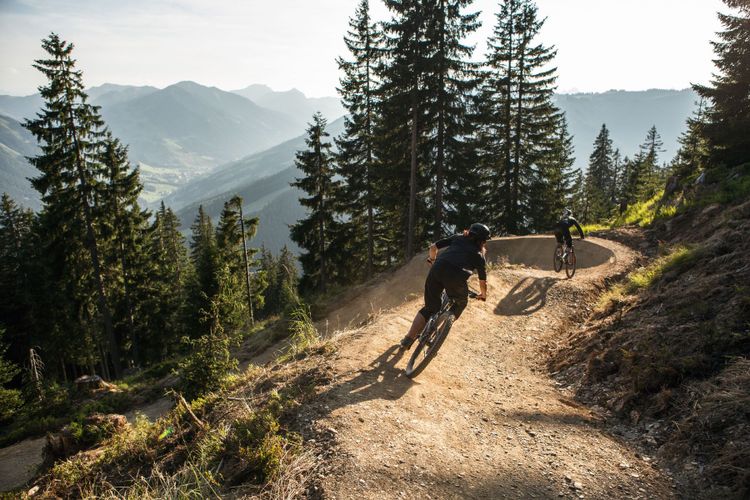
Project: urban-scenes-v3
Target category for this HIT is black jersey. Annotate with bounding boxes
[434,234,487,281]
[557,216,584,237]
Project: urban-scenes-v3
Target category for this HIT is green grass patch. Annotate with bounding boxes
[597,246,702,312]
[612,191,672,227]
[580,223,612,233]
[277,306,320,363]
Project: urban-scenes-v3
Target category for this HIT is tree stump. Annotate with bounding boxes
[74,374,118,394]
[45,413,129,460]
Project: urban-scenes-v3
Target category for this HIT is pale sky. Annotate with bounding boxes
[0,0,726,97]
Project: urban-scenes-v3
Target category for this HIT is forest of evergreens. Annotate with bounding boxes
[1,0,748,455]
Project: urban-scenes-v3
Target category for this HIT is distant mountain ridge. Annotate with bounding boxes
[0,113,40,209]
[0,82,345,207]
[554,88,697,165]
[232,85,345,127]
[1,86,697,219]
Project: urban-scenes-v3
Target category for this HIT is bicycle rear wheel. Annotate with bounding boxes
[405,312,455,378]
[565,251,577,278]
[553,247,563,272]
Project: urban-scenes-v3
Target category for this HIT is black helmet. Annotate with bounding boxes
[468,223,490,242]
[562,208,572,218]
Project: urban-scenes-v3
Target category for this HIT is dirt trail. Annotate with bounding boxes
[0,398,173,493]
[308,236,676,499]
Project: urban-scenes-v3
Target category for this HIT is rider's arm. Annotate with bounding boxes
[477,255,488,301]
[427,243,438,263]
[571,218,585,239]
[428,235,456,264]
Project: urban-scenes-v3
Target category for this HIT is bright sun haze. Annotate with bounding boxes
[0,0,725,96]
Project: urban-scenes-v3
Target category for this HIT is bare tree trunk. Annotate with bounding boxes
[237,202,255,325]
[407,85,419,259]
[434,0,446,239]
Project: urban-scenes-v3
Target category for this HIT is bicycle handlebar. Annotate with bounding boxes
[468,288,486,301]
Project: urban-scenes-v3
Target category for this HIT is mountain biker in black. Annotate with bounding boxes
[400,223,490,349]
[554,208,584,249]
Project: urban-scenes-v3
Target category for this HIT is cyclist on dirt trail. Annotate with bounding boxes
[400,223,490,349]
[554,208,585,250]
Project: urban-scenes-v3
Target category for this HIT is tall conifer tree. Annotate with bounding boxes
[377,0,433,259]
[146,202,190,360]
[423,0,481,237]
[336,0,383,280]
[24,34,122,377]
[584,124,615,222]
[290,114,340,292]
[694,0,750,168]
[99,134,153,364]
[480,0,562,234]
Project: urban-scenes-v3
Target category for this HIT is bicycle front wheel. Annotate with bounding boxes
[553,247,563,272]
[565,251,577,278]
[405,312,455,378]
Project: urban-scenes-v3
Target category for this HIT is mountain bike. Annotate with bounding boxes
[554,243,577,278]
[404,288,482,378]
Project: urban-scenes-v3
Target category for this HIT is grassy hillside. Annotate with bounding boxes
[552,169,750,498]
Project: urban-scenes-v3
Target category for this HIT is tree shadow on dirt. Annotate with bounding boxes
[315,345,414,414]
[494,277,561,316]
[499,408,604,429]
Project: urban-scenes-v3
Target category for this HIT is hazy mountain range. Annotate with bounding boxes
[1,84,698,249]
[0,82,346,208]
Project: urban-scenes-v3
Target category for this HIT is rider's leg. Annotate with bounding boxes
[445,275,469,319]
[554,228,564,249]
[563,227,573,248]
[401,265,442,346]
[404,312,427,341]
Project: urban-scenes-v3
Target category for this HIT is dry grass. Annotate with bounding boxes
[33,332,335,499]
[553,199,750,498]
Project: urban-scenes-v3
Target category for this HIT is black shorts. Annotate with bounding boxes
[554,225,573,247]
[419,260,469,319]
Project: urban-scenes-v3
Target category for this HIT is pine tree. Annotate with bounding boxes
[335,0,383,280]
[146,202,190,360]
[480,0,562,234]
[694,0,750,168]
[531,116,576,229]
[568,168,586,218]
[290,114,340,292]
[584,124,615,222]
[423,0,481,237]
[617,156,636,213]
[670,99,709,181]
[24,34,122,377]
[98,133,153,365]
[637,125,666,198]
[377,0,433,259]
[0,194,36,365]
[185,206,219,336]
[216,196,264,328]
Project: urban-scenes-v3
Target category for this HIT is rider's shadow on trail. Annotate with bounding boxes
[495,276,560,316]
[316,344,413,414]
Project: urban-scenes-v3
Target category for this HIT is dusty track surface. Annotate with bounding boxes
[307,236,676,499]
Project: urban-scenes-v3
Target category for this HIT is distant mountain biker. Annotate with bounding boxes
[554,208,584,250]
[400,223,490,349]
